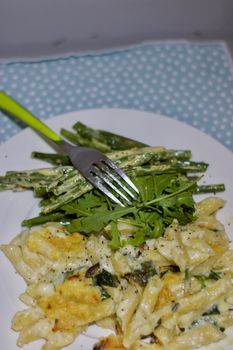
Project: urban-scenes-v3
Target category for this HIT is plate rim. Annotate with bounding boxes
[1,107,233,157]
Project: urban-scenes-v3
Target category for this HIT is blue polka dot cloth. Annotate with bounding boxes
[0,41,233,151]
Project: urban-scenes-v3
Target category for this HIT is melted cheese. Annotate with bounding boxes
[39,275,114,331]
[2,196,233,350]
[26,227,86,260]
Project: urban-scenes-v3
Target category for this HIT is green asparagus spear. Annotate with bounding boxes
[22,212,66,227]
[196,184,225,193]
[61,128,111,153]
[72,121,148,150]
[30,148,192,167]
[32,152,70,166]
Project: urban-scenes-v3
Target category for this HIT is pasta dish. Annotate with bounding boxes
[2,196,233,350]
[0,120,232,350]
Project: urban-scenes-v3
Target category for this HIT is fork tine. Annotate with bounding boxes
[102,157,139,195]
[91,166,132,205]
[59,142,139,205]
[96,162,137,200]
[86,173,125,206]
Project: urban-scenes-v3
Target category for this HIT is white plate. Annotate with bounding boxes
[0,108,233,350]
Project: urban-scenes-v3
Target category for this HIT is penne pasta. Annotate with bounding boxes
[1,197,233,349]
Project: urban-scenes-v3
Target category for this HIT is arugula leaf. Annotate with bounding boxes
[122,230,145,247]
[134,175,155,202]
[61,192,106,215]
[153,174,177,196]
[151,216,164,238]
[63,173,197,248]
[108,221,121,250]
[136,211,164,239]
[67,206,137,233]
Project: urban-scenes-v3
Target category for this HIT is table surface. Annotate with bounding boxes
[0,41,233,152]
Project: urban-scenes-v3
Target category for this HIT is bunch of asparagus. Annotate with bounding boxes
[0,121,224,231]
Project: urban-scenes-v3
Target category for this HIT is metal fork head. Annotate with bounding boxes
[66,145,139,206]
[88,156,139,206]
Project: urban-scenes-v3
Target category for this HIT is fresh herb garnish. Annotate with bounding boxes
[202,304,220,316]
[128,261,157,286]
[57,174,197,248]
[195,270,223,288]
[93,269,119,287]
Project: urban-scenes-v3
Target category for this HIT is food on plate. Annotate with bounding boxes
[0,122,232,350]
[2,197,233,350]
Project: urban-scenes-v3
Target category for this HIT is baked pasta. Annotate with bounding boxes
[2,196,233,350]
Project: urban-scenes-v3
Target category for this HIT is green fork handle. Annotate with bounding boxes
[0,91,62,142]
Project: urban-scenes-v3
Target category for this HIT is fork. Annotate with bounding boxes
[0,91,138,206]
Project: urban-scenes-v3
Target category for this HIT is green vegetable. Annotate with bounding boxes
[128,261,157,286]
[202,304,220,316]
[72,121,148,151]
[31,152,71,166]
[56,173,197,248]
[22,212,66,227]
[108,221,121,250]
[31,148,193,167]
[191,307,224,333]
[0,121,226,250]
[195,270,223,288]
[94,269,119,287]
[208,271,223,280]
[61,128,112,153]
